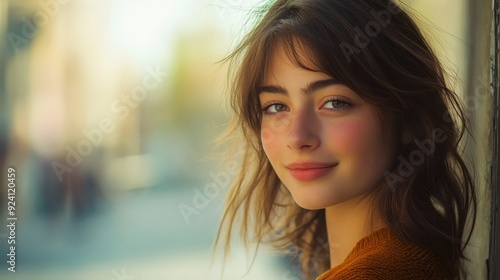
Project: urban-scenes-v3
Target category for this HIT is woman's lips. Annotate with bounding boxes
[286,163,337,181]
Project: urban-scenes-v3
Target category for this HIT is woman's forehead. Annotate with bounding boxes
[262,38,323,81]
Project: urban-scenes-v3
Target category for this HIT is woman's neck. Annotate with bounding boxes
[325,194,386,268]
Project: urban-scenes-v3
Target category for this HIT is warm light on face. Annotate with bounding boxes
[259,45,398,210]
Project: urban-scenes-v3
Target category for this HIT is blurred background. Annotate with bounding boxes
[0,0,493,279]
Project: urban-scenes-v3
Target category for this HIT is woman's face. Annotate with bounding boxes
[259,45,399,210]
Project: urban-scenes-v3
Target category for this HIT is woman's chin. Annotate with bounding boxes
[291,194,344,210]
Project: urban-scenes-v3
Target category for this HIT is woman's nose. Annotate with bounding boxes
[286,108,320,151]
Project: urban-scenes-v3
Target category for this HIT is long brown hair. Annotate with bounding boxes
[211,0,478,279]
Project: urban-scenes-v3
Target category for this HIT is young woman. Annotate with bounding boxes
[212,0,477,279]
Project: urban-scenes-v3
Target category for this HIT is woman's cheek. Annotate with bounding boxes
[325,119,371,153]
[261,115,290,150]
[261,123,281,159]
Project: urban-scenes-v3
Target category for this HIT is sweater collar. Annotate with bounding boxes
[342,226,392,262]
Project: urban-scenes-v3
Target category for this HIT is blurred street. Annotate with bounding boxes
[0,174,289,280]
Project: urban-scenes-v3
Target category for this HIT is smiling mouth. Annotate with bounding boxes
[285,161,337,169]
[287,164,338,181]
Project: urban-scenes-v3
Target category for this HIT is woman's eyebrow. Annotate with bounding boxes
[258,78,341,96]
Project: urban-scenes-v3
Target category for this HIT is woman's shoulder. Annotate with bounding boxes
[316,227,446,280]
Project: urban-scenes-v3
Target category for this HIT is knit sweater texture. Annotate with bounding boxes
[315,227,446,279]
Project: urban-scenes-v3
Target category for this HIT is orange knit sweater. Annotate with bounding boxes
[315,227,447,280]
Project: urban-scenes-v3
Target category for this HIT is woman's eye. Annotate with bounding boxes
[262,103,288,114]
[261,98,351,115]
[323,98,351,111]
